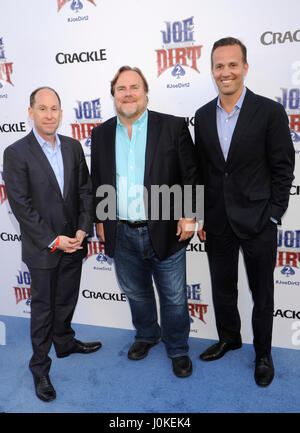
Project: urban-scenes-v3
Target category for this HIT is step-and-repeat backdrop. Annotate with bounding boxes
[1,0,300,350]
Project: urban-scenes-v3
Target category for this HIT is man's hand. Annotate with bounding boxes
[176,218,196,242]
[75,229,86,245]
[57,235,83,253]
[96,223,105,242]
[197,222,206,241]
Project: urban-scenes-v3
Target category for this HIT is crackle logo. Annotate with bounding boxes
[187,283,208,326]
[57,0,96,23]
[86,224,113,271]
[71,98,102,155]
[155,17,202,89]
[275,230,300,285]
[0,171,7,205]
[14,271,31,314]
[0,37,13,92]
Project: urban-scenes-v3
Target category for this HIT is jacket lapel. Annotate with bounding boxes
[144,111,161,186]
[226,88,260,165]
[205,98,226,165]
[105,117,117,187]
[28,130,63,198]
[60,137,71,199]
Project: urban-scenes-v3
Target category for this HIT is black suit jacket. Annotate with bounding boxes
[194,88,295,238]
[90,110,199,260]
[3,130,94,269]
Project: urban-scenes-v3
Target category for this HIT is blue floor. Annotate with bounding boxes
[0,315,300,414]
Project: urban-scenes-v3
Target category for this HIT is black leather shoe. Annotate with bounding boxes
[128,341,159,360]
[200,340,242,361]
[172,356,193,378]
[254,355,274,387]
[57,338,102,358]
[34,375,56,402]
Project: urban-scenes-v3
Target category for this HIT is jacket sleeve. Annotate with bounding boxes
[177,119,203,220]
[76,141,94,234]
[3,145,57,250]
[266,103,295,221]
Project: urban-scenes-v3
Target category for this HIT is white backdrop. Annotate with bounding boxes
[1,0,300,350]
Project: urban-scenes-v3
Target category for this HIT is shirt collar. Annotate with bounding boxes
[117,108,148,127]
[217,86,247,111]
[33,127,61,149]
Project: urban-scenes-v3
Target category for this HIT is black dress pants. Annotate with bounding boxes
[206,219,277,359]
[28,250,84,377]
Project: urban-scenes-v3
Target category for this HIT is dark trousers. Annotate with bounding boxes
[206,220,277,359]
[28,251,83,377]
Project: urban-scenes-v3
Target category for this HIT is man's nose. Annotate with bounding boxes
[45,109,53,118]
[221,66,231,76]
[124,88,133,96]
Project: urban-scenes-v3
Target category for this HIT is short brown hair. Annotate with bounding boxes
[211,37,247,67]
[30,86,61,107]
[110,66,149,96]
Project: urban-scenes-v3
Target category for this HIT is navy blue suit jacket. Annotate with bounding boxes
[3,130,93,268]
[194,88,295,238]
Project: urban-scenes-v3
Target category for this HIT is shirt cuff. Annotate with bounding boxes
[48,237,57,248]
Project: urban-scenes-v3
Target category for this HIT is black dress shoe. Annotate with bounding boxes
[200,340,242,361]
[128,341,159,360]
[57,338,102,358]
[172,356,193,378]
[34,375,56,402]
[254,355,274,387]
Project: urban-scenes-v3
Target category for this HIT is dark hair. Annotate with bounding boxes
[110,66,149,96]
[211,37,247,67]
[30,86,61,107]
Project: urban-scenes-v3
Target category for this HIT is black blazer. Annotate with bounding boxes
[3,130,94,269]
[194,88,295,238]
[90,110,199,260]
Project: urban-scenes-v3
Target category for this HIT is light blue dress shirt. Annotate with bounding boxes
[33,127,64,195]
[115,109,148,221]
[216,86,247,161]
[33,127,64,247]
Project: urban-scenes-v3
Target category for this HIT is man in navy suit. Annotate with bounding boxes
[3,87,101,402]
[194,37,294,386]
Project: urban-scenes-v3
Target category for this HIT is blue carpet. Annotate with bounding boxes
[0,315,299,414]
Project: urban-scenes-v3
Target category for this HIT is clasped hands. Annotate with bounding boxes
[57,230,86,253]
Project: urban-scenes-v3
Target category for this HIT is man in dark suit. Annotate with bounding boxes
[194,37,294,386]
[3,87,101,402]
[91,66,199,378]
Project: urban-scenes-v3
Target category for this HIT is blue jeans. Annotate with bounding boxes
[114,222,190,358]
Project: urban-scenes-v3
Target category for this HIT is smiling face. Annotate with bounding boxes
[28,88,62,141]
[211,44,248,101]
[113,70,148,123]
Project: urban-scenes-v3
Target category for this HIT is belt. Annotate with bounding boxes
[118,219,148,228]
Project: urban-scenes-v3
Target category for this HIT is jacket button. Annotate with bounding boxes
[224,172,228,177]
